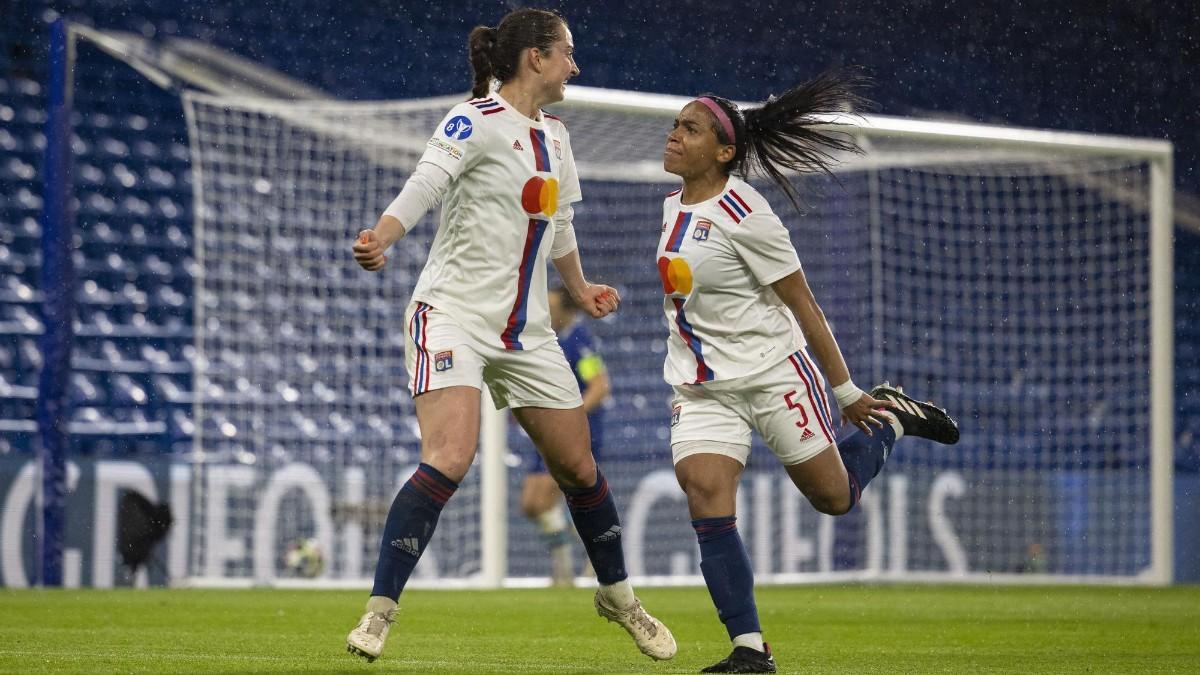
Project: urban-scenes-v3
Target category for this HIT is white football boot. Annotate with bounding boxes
[346,607,397,662]
[594,591,677,660]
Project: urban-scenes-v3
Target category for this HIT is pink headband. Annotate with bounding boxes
[694,97,736,145]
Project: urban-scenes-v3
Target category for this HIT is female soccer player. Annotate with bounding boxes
[345,8,675,664]
[657,72,959,673]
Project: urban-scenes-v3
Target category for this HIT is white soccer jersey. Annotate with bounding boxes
[410,91,582,351]
[657,176,805,386]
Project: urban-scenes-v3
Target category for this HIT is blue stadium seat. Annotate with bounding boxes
[8,337,37,377]
[98,135,130,158]
[153,374,192,404]
[167,408,195,441]
[110,373,149,406]
[132,139,160,160]
[70,371,105,405]
[0,127,20,152]
[1,2,1196,474]
[2,156,36,181]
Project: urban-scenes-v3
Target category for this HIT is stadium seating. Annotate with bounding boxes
[0,0,1194,475]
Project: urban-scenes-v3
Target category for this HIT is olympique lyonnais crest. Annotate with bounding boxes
[693,218,712,241]
[553,139,561,159]
[435,350,454,371]
[671,404,681,426]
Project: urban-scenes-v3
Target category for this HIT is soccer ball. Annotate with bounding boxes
[283,537,325,578]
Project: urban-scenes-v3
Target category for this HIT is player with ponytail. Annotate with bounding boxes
[657,71,960,672]
[346,8,675,663]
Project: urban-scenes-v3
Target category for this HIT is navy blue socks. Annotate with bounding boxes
[370,463,458,600]
[837,423,897,509]
[693,516,761,639]
[561,471,627,584]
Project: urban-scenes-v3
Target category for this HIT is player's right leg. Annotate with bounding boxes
[671,387,775,673]
[519,471,573,587]
[347,302,484,662]
[346,385,481,661]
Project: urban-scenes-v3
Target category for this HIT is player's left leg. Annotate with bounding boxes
[519,471,573,587]
[513,404,676,660]
[756,349,902,514]
[761,352,959,513]
[494,340,673,659]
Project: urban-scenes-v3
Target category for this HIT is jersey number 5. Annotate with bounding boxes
[783,390,809,428]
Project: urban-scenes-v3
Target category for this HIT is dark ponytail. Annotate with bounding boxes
[466,9,566,100]
[704,69,871,211]
[468,26,498,99]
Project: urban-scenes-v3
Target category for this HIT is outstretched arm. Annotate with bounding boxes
[771,268,892,433]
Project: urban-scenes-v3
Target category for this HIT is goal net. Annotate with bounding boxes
[181,86,1173,587]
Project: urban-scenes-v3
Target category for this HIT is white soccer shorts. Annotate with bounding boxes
[669,349,837,466]
[404,300,583,410]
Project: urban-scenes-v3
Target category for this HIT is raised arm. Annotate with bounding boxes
[770,268,891,433]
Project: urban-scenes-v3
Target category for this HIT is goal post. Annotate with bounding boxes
[180,85,1172,587]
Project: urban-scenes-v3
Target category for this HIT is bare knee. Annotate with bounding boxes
[808,489,853,516]
[680,475,727,513]
[422,445,475,484]
[547,454,597,489]
[675,458,741,519]
[783,445,853,516]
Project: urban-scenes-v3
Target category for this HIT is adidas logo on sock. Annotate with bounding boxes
[391,537,421,556]
[592,525,621,543]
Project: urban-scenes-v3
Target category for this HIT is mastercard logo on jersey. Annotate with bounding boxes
[521,176,559,217]
[658,255,693,295]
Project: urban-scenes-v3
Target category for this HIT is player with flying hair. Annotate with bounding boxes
[655,71,960,672]
[346,7,675,664]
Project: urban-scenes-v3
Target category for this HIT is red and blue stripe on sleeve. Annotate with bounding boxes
[718,189,753,223]
[470,97,506,115]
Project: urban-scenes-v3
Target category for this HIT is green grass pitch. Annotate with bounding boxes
[1,585,1197,673]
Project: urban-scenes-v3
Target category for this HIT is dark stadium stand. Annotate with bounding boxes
[0,0,1194,477]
